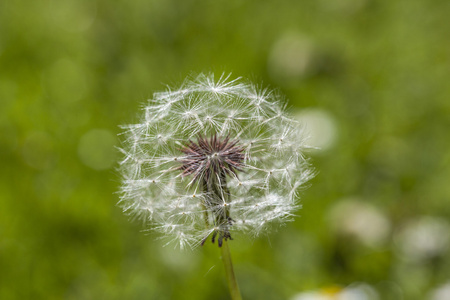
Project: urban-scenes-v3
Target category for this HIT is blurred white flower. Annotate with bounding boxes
[292,292,334,300]
[327,198,391,248]
[118,73,313,249]
[291,283,379,300]
[394,216,450,262]
[429,282,450,300]
[337,283,379,300]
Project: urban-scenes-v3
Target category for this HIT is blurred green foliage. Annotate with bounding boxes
[1,0,450,299]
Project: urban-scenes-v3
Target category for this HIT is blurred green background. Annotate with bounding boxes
[1,0,450,299]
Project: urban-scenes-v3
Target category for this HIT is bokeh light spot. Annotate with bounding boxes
[43,59,88,103]
[21,131,55,170]
[268,33,316,84]
[46,1,97,32]
[295,109,338,152]
[78,129,116,170]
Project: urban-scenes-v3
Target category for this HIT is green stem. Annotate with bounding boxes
[220,240,243,300]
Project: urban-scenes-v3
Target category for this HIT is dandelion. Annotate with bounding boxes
[118,73,313,299]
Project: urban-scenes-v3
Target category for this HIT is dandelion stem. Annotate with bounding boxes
[220,240,242,300]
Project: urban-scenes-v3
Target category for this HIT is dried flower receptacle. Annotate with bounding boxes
[177,135,245,246]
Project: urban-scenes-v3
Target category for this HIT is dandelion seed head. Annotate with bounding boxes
[119,73,313,248]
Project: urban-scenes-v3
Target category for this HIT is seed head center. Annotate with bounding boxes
[177,134,245,184]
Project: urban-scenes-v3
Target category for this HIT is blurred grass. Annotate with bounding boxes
[1,0,450,299]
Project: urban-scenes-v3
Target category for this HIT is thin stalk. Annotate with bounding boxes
[220,240,242,300]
